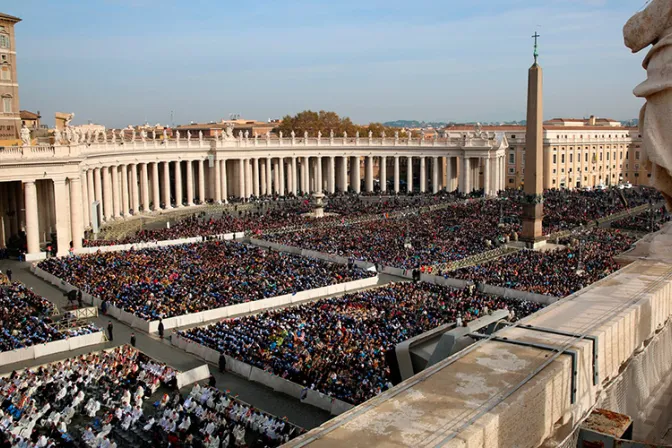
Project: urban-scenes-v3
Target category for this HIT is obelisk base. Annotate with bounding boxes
[519,203,547,249]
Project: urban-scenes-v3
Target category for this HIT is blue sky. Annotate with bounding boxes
[6,0,647,127]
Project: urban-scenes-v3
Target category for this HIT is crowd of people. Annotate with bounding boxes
[0,345,298,447]
[610,207,668,233]
[179,282,543,405]
[37,241,374,321]
[83,192,463,248]
[450,228,637,297]
[0,273,99,353]
[264,188,661,269]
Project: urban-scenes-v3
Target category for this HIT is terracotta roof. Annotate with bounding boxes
[442,124,632,133]
[20,110,40,120]
[0,12,21,23]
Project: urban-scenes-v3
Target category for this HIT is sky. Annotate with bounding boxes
[5,0,649,127]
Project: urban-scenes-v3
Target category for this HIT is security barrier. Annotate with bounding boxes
[0,330,105,367]
[74,232,244,256]
[171,334,355,416]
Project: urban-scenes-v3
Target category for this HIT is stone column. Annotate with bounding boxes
[473,160,480,191]
[140,163,149,211]
[302,157,309,193]
[111,166,121,218]
[53,179,71,257]
[340,157,348,192]
[174,161,183,207]
[94,168,103,219]
[446,157,453,192]
[380,156,387,193]
[259,159,267,196]
[162,162,171,209]
[328,156,335,193]
[253,158,260,197]
[266,158,273,195]
[352,156,361,193]
[86,170,94,224]
[69,177,84,250]
[484,157,491,197]
[238,159,246,198]
[394,156,400,193]
[153,162,161,210]
[81,170,90,227]
[419,157,426,193]
[365,156,374,192]
[219,160,228,202]
[130,164,140,212]
[407,156,413,193]
[102,167,113,221]
[315,157,321,193]
[432,157,439,193]
[120,165,129,216]
[185,161,194,206]
[24,181,40,256]
[462,157,472,193]
[280,158,287,196]
[291,157,298,196]
[246,159,253,198]
[196,160,205,204]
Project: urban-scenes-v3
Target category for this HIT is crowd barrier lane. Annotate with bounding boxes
[176,364,211,389]
[170,335,352,415]
[381,266,413,279]
[0,330,105,367]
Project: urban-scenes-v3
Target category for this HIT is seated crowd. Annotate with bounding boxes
[450,228,636,297]
[37,241,374,321]
[0,273,99,353]
[0,346,297,447]
[610,207,668,233]
[179,282,543,405]
[83,192,462,247]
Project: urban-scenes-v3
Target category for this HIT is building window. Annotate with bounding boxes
[636,151,640,160]
[0,66,9,81]
[553,169,556,174]
[553,154,557,164]
[508,167,515,174]
[606,152,610,161]
[585,153,588,163]
[569,154,573,163]
[0,34,9,49]
[2,97,11,113]
[600,153,603,161]
[509,178,514,184]
[511,135,516,139]
[561,154,565,164]
[620,152,623,160]
[509,153,515,165]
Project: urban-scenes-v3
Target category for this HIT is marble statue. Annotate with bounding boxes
[176,130,180,141]
[152,130,156,141]
[53,128,62,145]
[163,129,168,141]
[381,131,386,138]
[395,131,399,139]
[64,113,74,128]
[141,129,147,142]
[131,129,136,142]
[226,125,235,140]
[110,129,116,143]
[290,130,295,138]
[355,131,359,139]
[279,131,283,139]
[187,131,192,141]
[368,130,373,138]
[266,131,271,139]
[343,131,347,139]
[101,130,107,143]
[304,131,308,139]
[624,0,672,206]
[199,130,204,141]
[238,130,243,139]
[73,129,80,144]
[244,130,249,139]
[474,122,484,138]
[120,129,125,142]
[330,129,334,139]
[20,125,30,146]
[318,131,322,139]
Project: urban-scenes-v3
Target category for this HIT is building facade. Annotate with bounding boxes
[0,12,20,142]
[445,117,649,190]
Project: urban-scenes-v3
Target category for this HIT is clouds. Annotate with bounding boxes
[5,0,645,126]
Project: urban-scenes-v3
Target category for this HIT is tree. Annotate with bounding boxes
[275,110,415,137]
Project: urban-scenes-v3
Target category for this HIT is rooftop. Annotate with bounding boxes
[0,12,21,23]
[19,110,40,120]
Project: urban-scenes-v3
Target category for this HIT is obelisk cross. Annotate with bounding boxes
[532,32,540,63]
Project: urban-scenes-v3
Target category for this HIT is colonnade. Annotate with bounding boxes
[0,152,506,259]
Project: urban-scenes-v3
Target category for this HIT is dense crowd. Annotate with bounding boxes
[450,228,636,297]
[83,193,463,247]
[264,188,661,269]
[610,207,668,233]
[179,282,543,405]
[0,273,99,353]
[0,346,298,447]
[38,241,374,321]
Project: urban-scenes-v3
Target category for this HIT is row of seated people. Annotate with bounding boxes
[0,273,99,353]
[449,228,637,298]
[610,207,669,233]
[83,192,463,247]
[37,241,374,321]
[0,346,299,448]
[178,282,544,405]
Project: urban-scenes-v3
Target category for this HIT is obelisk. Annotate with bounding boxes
[520,32,546,248]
